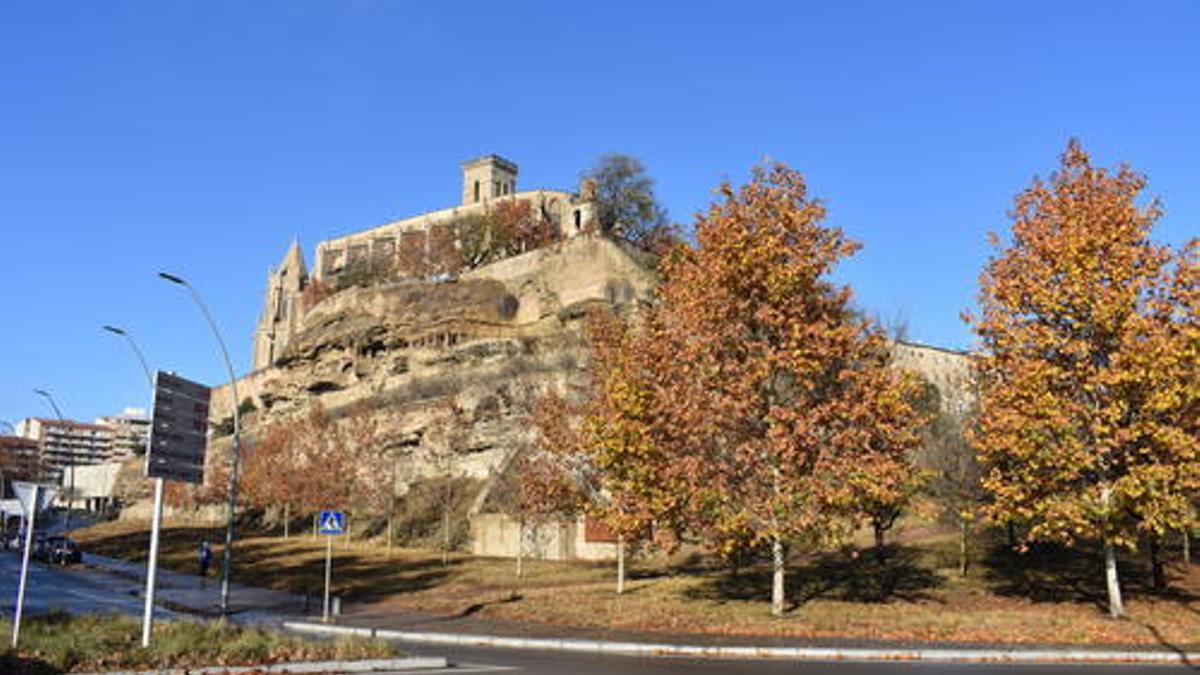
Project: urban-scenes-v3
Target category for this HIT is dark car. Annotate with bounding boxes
[35,535,81,565]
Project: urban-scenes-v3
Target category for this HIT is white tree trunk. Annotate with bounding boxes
[516,519,524,579]
[1101,485,1124,619]
[771,535,786,617]
[616,535,626,595]
[387,509,394,554]
[283,502,290,539]
[1104,537,1125,619]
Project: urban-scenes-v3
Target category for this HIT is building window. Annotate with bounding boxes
[574,209,581,231]
[474,181,481,203]
[493,181,500,197]
[502,182,509,196]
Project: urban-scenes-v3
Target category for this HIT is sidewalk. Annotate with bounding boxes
[82,553,309,624]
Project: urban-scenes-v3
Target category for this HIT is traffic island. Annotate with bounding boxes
[0,611,425,674]
[284,619,1200,666]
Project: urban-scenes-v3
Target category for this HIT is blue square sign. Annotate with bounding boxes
[318,510,345,536]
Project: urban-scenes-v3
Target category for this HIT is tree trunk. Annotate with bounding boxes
[1149,536,1166,592]
[873,522,886,565]
[771,535,786,617]
[387,508,394,555]
[616,535,626,595]
[312,513,318,539]
[1007,520,1016,549]
[516,519,524,579]
[1185,526,1192,567]
[442,505,451,566]
[1104,537,1125,618]
[958,516,969,577]
[1101,486,1124,619]
[283,503,290,539]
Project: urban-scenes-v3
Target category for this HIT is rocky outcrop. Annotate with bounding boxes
[209,234,656,492]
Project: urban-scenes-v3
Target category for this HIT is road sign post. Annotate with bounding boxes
[11,484,37,648]
[318,510,345,623]
[142,371,210,647]
[11,482,55,649]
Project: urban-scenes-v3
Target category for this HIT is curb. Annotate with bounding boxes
[79,656,449,674]
[283,620,1200,666]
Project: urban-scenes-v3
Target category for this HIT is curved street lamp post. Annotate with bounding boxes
[158,272,242,617]
[33,388,72,530]
[103,325,162,647]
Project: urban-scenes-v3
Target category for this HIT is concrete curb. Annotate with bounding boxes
[283,620,1200,666]
[79,656,448,674]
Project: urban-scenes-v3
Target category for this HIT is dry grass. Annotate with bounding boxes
[73,518,1200,648]
[0,610,397,674]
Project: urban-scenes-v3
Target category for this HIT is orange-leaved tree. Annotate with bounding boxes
[968,141,1198,617]
[645,163,924,616]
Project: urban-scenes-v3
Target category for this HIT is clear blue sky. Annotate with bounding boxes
[2,1,1196,425]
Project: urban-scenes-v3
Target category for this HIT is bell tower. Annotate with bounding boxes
[461,155,518,205]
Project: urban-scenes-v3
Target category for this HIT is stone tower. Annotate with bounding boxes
[462,155,518,205]
[252,240,308,371]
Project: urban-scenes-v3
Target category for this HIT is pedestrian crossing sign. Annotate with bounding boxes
[318,510,345,536]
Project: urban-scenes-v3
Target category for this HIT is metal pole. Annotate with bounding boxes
[33,389,71,531]
[103,324,163,646]
[12,485,38,648]
[323,534,332,623]
[159,272,242,617]
[141,477,165,647]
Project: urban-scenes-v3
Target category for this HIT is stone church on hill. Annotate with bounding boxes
[252,154,600,371]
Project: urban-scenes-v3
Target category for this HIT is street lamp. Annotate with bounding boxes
[158,271,242,616]
[33,388,73,530]
[103,323,162,647]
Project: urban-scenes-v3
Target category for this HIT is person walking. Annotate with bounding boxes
[198,540,212,588]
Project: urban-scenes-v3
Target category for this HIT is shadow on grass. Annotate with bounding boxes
[77,525,458,604]
[0,654,61,675]
[684,544,944,609]
[982,540,1199,610]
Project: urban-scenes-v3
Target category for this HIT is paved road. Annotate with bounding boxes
[0,547,180,618]
[385,642,1196,673]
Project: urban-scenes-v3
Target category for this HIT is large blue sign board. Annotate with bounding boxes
[318,510,345,536]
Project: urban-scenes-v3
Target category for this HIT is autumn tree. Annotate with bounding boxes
[581,153,677,251]
[491,436,583,579]
[639,163,926,616]
[241,422,309,537]
[846,367,931,565]
[916,386,984,576]
[968,141,1198,617]
[239,403,397,541]
[458,199,561,269]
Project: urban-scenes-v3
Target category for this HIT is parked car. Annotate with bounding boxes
[34,535,81,565]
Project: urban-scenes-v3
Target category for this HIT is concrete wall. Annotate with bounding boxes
[470,513,618,561]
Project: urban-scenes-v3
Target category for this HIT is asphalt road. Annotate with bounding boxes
[0,547,179,618]
[390,642,1196,674]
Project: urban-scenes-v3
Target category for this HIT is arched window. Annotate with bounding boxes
[474,181,481,203]
[574,209,582,231]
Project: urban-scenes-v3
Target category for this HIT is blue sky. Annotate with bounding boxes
[1,1,1196,424]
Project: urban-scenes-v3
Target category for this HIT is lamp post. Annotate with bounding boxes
[159,272,242,616]
[33,388,72,531]
[103,325,162,646]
